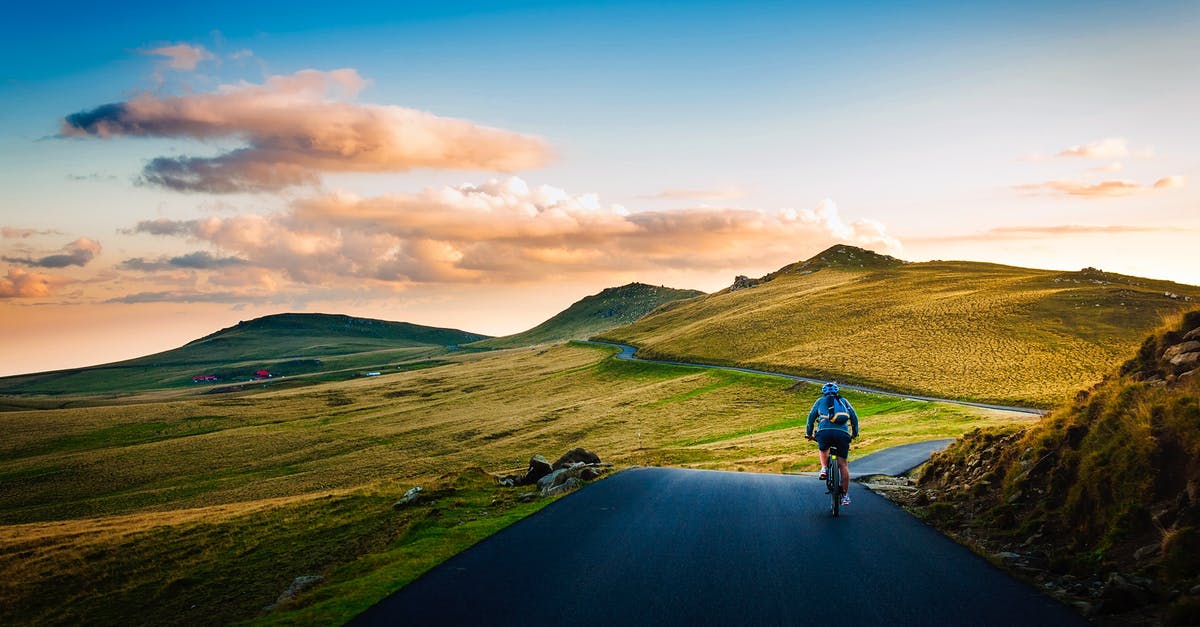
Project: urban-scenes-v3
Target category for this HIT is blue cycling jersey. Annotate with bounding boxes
[805,395,859,438]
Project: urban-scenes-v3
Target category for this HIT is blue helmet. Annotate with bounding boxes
[821,382,839,396]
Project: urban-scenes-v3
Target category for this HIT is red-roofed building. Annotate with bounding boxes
[255,370,271,378]
[193,375,218,383]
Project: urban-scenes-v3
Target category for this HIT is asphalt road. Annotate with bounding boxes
[352,466,1083,626]
[584,340,1047,416]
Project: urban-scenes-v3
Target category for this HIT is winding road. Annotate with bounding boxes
[353,458,1082,625]
[349,344,1075,625]
[584,340,1047,416]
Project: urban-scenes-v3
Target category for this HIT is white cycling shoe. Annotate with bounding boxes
[841,494,851,506]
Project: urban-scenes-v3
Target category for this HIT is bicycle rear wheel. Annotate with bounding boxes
[828,456,841,517]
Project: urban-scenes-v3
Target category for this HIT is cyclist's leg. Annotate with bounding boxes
[814,431,832,477]
[836,433,851,495]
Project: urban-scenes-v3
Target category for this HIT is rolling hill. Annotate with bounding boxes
[597,245,1200,407]
[469,282,704,349]
[0,313,489,396]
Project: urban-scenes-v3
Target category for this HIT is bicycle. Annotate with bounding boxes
[807,435,844,517]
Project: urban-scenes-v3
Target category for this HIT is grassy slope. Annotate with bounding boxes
[0,313,489,396]
[470,282,704,349]
[0,343,1034,625]
[915,310,1200,620]
[598,245,1200,407]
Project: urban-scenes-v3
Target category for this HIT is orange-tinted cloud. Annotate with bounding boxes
[61,70,552,193]
[1,227,59,239]
[1057,138,1128,159]
[0,268,72,298]
[3,237,101,268]
[129,177,900,287]
[1154,175,1185,189]
[1014,176,1185,198]
[141,43,214,71]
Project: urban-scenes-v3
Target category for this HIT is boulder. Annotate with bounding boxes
[1184,328,1200,342]
[1100,573,1152,614]
[392,486,422,509]
[536,468,568,491]
[1134,543,1161,561]
[1164,341,1200,361]
[579,466,603,481]
[552,448,601,470]
[517,492,538,503]
[542,477,582,497]
[522,454,554,485]
[275,575,323,605]
[1170,351,1200,369]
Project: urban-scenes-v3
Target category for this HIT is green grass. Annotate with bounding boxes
[470,282,702,349]
[917,310,1200,585]
[0,342,1038,624]
[0,313,486,396]
[599,245,1200,407]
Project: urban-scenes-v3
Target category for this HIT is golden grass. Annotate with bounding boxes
[0,342,1038,624]
[599,262,1200,407]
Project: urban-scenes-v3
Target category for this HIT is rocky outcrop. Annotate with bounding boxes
[264,575,324,612]
[392,486,423,508]
[495,448,612,497]
[552,447,601,469]
[728,275,762,292]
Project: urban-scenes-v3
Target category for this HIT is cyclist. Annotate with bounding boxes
[805,382,859,506]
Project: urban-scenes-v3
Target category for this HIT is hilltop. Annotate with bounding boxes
[0,313,488,396]
[598,244,1200,406]
[470,282,703,349]
[911,311,1200,622]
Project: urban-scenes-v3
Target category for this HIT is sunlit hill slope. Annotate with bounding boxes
[917,310,1200,621]
[0,313,488,396]
[597,245,1200,407]
[470,282,704,349]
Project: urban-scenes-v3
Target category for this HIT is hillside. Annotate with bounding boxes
[0,342,1032,625]
[470,282,703,349]
[912,310,1200,622]
[598,244,1200,407]
[0,313,489,396]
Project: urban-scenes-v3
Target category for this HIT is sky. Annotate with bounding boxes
[1,0,1198,376]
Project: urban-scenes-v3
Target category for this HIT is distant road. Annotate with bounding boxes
[582,340,1047,416]
[352,465,1082,626]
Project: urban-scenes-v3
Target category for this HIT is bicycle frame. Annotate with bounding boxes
[827,449,842,517]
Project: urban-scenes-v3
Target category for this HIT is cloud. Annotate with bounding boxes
[1,227,60,239]
[0,268,72,298]
[61,69,552,193]
[141,43,214,71]
[1154,175,1185,189]
[1057,138,1128,159]
[127,177,900,286]
[3,237,101,268]
[128,218,199,236]
[120,251,248,272]
[1014,176,1186,198]
[1090,162,1123,173]
[638,187,746,201]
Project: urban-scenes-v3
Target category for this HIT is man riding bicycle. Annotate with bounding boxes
[805,382,859,506]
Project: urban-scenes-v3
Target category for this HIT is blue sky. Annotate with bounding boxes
[1,1,1198,374]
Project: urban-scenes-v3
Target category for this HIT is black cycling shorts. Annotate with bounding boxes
[815,430,852,458]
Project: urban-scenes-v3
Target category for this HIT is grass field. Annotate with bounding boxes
[0,342,1035,625]
[598,246,1200,407]
[0,313,486,396]
[469,282,703,349]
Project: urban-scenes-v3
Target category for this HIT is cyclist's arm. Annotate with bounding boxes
[805,402,819,437]
[844,398,860,438]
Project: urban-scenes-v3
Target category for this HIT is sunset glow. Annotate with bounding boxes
[2,1,1198,375]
